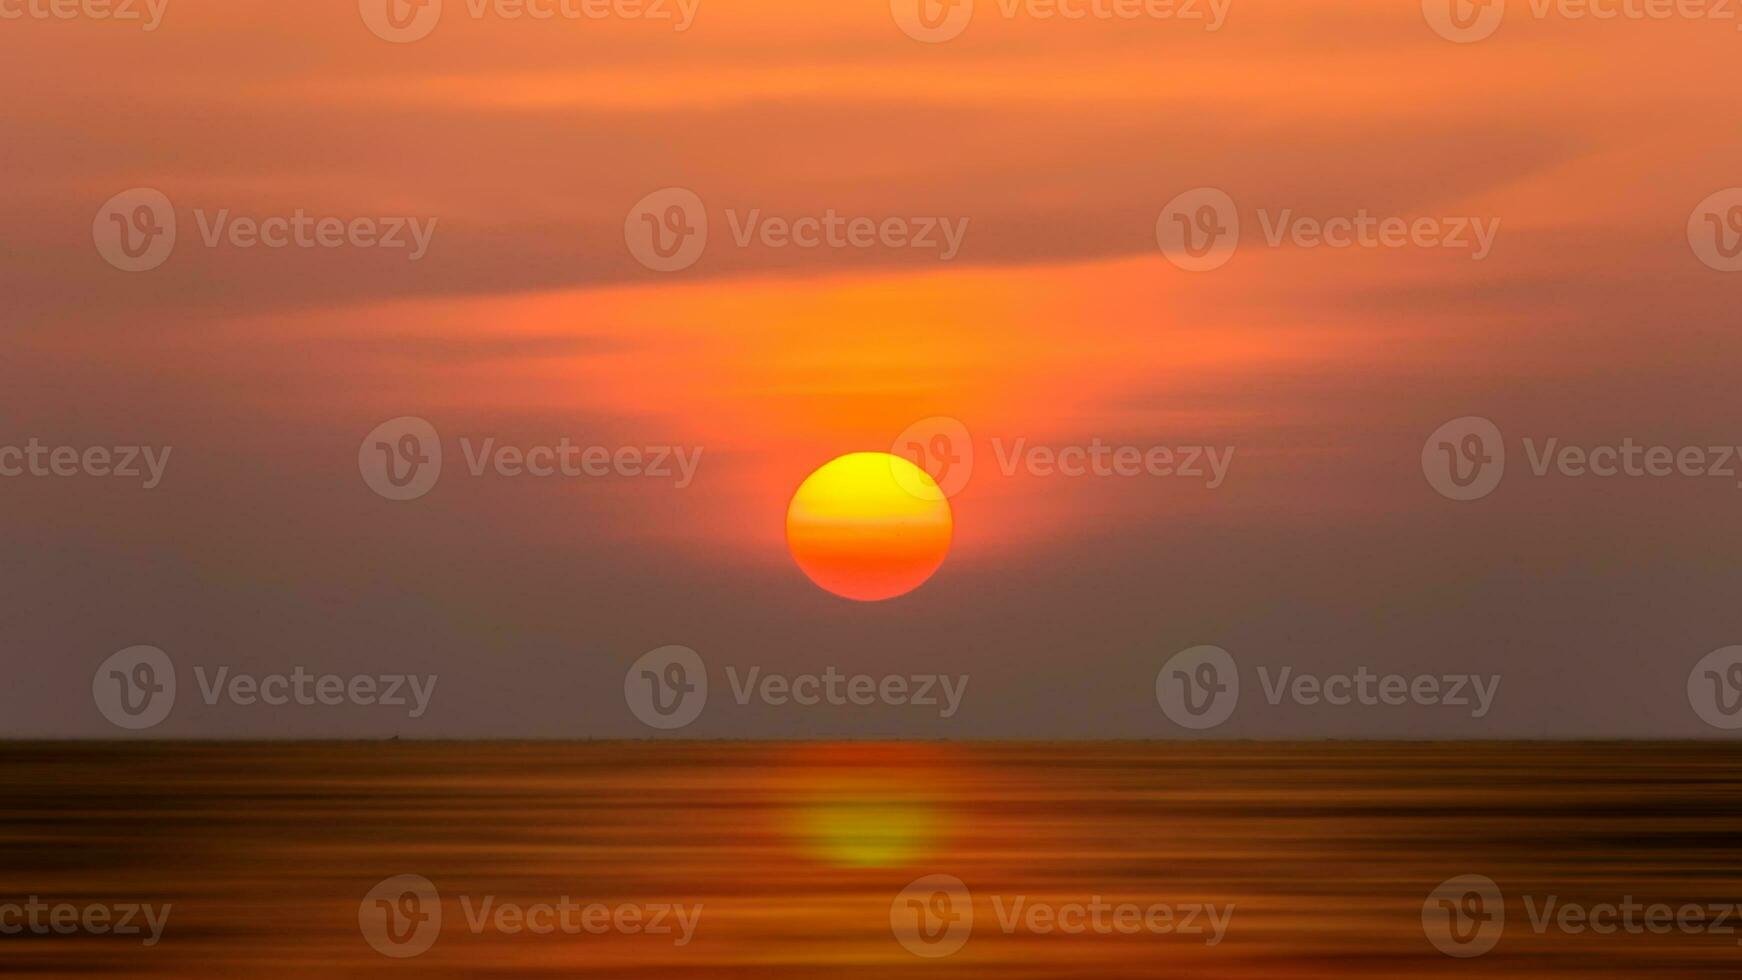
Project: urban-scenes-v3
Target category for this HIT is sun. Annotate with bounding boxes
[785,452,953,602]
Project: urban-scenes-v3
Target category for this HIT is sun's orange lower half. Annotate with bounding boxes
[785,453,953,602]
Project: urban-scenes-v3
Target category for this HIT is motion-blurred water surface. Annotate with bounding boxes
[1,742,1738,976]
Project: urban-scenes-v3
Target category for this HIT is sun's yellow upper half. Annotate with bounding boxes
[787,453,949,522]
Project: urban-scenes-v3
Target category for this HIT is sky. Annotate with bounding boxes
[3,0,1741,737]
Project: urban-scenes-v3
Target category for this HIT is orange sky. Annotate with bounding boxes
[3,0,1741,737]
